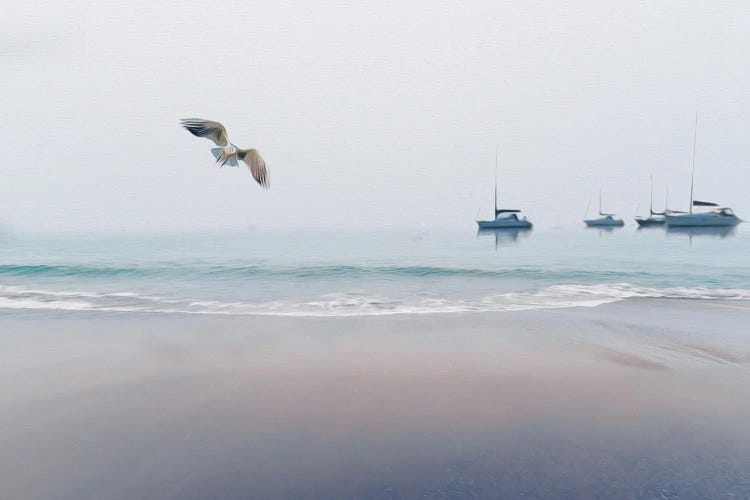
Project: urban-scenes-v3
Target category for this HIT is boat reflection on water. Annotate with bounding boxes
[666,225,737,240]
[636,222,665,231]
[585,225,620,232]
[477,227,532,249]
[585,225,622,240]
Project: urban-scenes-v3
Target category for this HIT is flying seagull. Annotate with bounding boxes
[180,118,268,188]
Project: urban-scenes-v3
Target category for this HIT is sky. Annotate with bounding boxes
[2,1,749,233]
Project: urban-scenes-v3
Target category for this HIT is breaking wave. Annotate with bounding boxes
[0,283,748,316]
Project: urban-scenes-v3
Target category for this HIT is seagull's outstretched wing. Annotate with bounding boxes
[238,149,268,188]
[180,118,229,146]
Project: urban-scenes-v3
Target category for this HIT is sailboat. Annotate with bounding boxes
[666,204,741,227]
[635,174,665,226]
[475,152,533,229]
[665,114,742,227]
[584,190,624,227]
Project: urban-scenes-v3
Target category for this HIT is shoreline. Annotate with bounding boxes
[1,294,749,319]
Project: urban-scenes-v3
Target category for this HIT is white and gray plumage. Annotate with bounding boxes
[180,118,269,188]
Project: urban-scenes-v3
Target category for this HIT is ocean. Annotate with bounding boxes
[2,225,748,316]
[4,225,750,498]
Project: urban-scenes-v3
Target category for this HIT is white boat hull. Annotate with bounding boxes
[476,219,532,229]
[635,216,665,227]
[665,213,741,227]
[584,217,624,227]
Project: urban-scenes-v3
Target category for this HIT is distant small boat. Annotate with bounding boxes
[476,152,533,229]
[636,216,664,227]
[584,190,624,227]
[635,175,665,227]
[477,210,533,229]
[665,114,742,228]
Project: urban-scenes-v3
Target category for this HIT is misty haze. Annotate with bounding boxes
[2,2,750,499]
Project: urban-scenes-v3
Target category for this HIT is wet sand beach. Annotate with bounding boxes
[1,299,750,499]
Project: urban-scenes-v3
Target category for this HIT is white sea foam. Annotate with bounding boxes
[0,283,749,316]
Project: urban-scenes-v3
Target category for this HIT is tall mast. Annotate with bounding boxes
[689,112,698,214]
[494,148,498,216]
[598,189,602,215]
[649,174,654,215]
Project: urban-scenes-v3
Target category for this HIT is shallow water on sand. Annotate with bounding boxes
[1,300,749,498]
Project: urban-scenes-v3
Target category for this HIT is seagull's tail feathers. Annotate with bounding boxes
[211,147,239,167]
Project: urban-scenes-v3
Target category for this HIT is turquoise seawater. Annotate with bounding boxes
[1,226,749,315]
